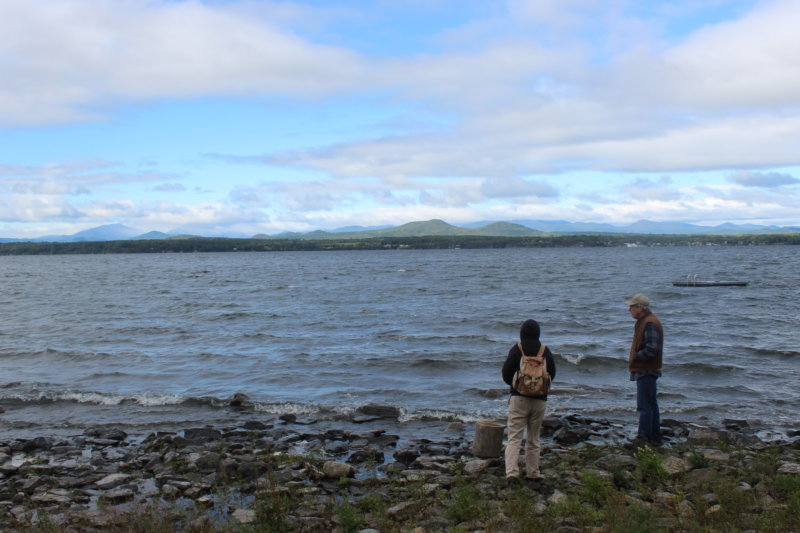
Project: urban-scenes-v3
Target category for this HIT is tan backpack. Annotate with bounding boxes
[512,343,551,396]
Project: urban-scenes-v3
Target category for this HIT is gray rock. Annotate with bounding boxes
[80,510,119,528]
[187,515,213,532]
[183,485,209,499]
[32,436,54,450]
[701,449,730,463]
[183,427,222,444]
[324,440,350,454]
[0,464,18,476]
[412,456,453,470]
[387,500,417,519]
[542,417,564,430]
[14,437,52,452]
[356,404,401,419]
[30,491,72,505]
[548,489,567,504]
[463,459,491,475]
[243,420,269,430]
[21,477,46,495]
[688,426,729,444]
[229,392,249,407]
[322,461,355,479]
[325,429,348,440]
[445,422,465,433]
[96,473,133,490]
[663,456,690,475]
[349,438,370,449]
[347,448,384,465]
[394,450,420,466]
[778,463,800,475]
[722,418,750,430]
[85,427,128,441]
[100,488,135,504]
[218,458,239,480]
[232,508,256,523]
[237,461,264,481]
[553,425,591,445]
[160,484,179,497]
[194,452,222,472]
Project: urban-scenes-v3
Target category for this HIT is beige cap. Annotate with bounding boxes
[625,293,650,307]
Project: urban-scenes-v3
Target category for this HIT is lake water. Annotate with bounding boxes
[1,245,798,440]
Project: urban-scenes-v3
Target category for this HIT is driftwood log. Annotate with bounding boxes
[472,420,505,458]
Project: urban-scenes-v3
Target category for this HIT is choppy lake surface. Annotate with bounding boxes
[1,246,798,439]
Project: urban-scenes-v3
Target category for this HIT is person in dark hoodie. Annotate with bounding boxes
[501,319,556,482]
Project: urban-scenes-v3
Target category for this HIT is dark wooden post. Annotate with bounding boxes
[472,420,505,458]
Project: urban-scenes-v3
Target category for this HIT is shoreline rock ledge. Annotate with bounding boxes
[0,414,797,531]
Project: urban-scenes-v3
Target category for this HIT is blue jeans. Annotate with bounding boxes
[636,375,661,442]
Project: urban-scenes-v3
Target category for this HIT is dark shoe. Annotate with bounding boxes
[506,476,521,486]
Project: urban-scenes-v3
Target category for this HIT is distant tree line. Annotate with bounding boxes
[1,233,799,256]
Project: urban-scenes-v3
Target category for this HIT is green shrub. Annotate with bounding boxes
[688,450,711,469]
[606,502,665,533]
[501,489,544,533]
[774,474,800,500]
[578,471,614,507]
[547,496,603,529]
[635,445,668,485]
[355,494,386,514]
[750,446,780,476]
[445,478,484,524]
[334,503,363,533]
[251,488,291,533]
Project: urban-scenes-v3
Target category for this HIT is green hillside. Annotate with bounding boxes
[256,219,543,240]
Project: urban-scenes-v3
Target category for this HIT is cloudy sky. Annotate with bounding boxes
[2,0,799,238]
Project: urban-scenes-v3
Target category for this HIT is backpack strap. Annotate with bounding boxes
[518,343,547,358]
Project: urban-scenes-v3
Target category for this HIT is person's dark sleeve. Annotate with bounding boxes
[544,347,556,381]
[635,323,662,361]
[502,345,520,385]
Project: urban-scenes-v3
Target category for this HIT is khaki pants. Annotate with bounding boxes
[504,395,546,479]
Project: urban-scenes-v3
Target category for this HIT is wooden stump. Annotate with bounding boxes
[472,420,505,458]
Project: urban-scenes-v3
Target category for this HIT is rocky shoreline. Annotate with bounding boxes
[2,406,800,532]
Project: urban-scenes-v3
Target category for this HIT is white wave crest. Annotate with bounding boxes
[134,393,184,406]
[254,401,330,416]
[559,353,587,365]
[58,391,125,406]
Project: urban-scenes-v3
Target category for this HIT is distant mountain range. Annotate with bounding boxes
[1,219,799,244]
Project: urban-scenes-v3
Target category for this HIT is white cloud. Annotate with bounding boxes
[152,183,188,192]
[0,194,83,223]
[260,0,800,177]
[653,0,800,109]
[622,177,683,202]
[480,177,558,199]
[0,0,366,127]
[729,170,799,187]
